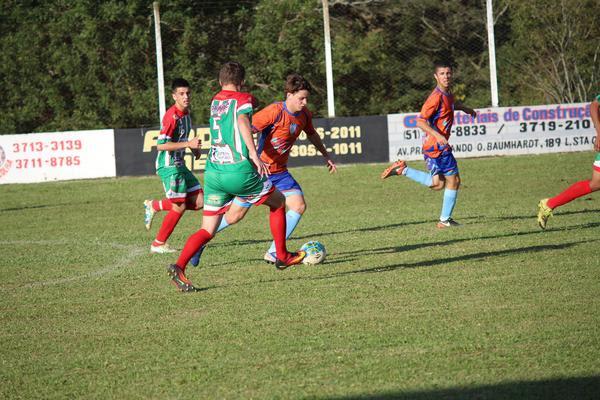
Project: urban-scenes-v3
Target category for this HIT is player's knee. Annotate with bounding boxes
[226,210,245,225]
[430,182,445,191]
[292,202,306,215]
[171,202,186,213]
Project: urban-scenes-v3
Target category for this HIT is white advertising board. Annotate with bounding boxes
[387,103,596,162]
[0,129,116,184]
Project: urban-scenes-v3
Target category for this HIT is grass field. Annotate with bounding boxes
[1,151,599,399]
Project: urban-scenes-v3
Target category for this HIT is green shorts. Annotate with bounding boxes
[203,170,273,215]
[157,167,202,203]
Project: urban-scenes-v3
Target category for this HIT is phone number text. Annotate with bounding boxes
[12,140,83,153]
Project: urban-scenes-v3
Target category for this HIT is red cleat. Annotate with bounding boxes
[381,160,407,179]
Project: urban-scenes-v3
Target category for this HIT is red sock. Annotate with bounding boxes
[177,229,213,271]
[547,180,592,209]
[154,209,184,244]
[269,205,288,261]
[152,199,172,212]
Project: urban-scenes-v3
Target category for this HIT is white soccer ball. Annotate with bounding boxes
[300,241,326,265]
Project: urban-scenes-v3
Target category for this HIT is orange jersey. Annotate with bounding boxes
[417,87,455,157]
[252,102,317,173]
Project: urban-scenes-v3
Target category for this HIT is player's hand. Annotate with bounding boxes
[250,153,270,177]
[436,136,448,146]
[187,137,201,150]
[595,136,600,152]
[325,159,337,173]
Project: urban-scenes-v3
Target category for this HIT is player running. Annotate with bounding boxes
[167,62,305,292]
[190,73,336,266]
[537,95,600,229]
[381,61,476,228]
[144,78,203,253]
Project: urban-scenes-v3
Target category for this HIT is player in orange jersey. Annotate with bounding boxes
[190,73,336,266]
[381,61,476,228]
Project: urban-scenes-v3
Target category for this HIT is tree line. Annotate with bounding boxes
[1,0,598,134]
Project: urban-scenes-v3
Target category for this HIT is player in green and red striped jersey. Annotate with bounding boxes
[166,62,305,292]
[537,95,600,229]
[143,78,203,254]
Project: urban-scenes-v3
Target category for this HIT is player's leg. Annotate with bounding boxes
[436,152,460,228]
[151,169,200,253]
[168,214,222,292]
[264,171,305,263]
[382,158,438,188]
[538,158,600,229]
[261,190,306,269]
[190,200,251,267]
[143,198,172,230]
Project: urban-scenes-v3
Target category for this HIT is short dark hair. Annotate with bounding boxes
[171,78,190,92]
[285,73,312,95]
[433,60,453,72]
[219,61,245,86]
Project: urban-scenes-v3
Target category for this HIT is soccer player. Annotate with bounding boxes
[167,62,305,292]
[537,95,600,229]
[190,73,336,266]
[143,78,203,253]
[381,61,476,228]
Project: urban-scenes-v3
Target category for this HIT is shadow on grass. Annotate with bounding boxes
[320,375,600,400]
[491,207,600,222]
[330,239,596,276]
[332,222,600,261]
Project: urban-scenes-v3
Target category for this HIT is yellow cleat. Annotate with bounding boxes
[537,199,553,230]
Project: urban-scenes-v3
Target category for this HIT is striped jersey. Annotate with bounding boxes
[155,104,192,171]
[253,101,317,174]
[417,87,455,157]
[205,90,255,173]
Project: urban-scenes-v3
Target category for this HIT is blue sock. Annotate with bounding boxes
[440,189,458,221]
[404,167,433,187]
[268,210,302,254]
[217,216,230,232]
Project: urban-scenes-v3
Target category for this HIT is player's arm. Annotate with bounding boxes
[416,118,447,145]
[251,104,278,134]
[416,94,448,145]
[305,125,337,173]
[590,99,600,152]
[156,118,201,152]
[455,102,477,118]
[238,113,269,176]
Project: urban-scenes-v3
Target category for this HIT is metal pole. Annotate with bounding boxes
[322,0,335,117]
[153,2,166,126]
[486,0,499,107]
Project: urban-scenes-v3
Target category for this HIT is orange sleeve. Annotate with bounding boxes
[251,103,280,132]
[418,91,441,122]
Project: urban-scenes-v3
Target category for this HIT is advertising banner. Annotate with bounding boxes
[387,103,595,162]
[0,130,115,184]
[288,115,389,167]
[127,115,389,176]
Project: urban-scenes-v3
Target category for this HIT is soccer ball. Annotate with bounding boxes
[300,241,326,265]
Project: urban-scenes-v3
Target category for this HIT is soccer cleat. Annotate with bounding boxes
[437,218,460,228]
[381,160,407,179]
[166,264,197,292]
[190,245,206,267]
[537,198,553,230]
[274,251,306,270]
[263,251,276,264]
[143,200,156,231]
[150,243,177,254]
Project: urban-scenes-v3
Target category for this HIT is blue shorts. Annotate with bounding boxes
[424,151,459,176]
[233,170,303,208]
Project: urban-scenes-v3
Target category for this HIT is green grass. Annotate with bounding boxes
[1,152,599,399]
